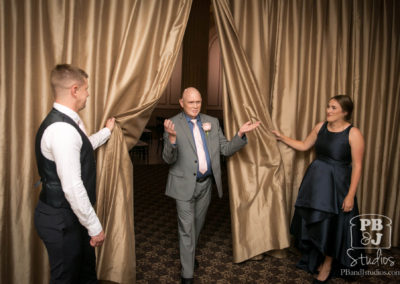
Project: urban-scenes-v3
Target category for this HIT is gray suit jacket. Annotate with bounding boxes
[162,112,247,201]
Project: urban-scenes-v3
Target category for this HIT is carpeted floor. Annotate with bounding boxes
[133,164,400,283]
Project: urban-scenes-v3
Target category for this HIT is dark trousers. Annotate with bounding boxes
[34,200,97,284]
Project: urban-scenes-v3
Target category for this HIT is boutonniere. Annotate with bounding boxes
[202,122,211,136]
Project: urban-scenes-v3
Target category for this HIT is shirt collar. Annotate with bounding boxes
[184,113,201,123]
[53,103,81,124]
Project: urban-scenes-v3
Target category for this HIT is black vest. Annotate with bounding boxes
[35,108,96,208]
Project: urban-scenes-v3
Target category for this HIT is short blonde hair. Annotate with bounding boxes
[50,64,88,92]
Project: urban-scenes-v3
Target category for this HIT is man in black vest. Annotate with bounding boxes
[34,64,115,283]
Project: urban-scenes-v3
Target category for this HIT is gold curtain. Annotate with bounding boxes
[213,0,400,263]
[0,0,192,283]
[212,0,290,263]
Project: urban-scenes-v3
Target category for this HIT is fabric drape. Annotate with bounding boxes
[212,0,290,263]
[0,1,191,283]
[213,0,400,264]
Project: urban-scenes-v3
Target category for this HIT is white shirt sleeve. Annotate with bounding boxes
[89,127,111,149]
[41,122,103,236]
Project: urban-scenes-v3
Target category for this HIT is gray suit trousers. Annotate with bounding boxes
[176,177,212,278]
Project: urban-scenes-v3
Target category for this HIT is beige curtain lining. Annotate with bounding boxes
[213,0,290,263]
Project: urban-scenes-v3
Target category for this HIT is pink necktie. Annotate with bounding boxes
[191,119,207,174]
[77,119,87,135]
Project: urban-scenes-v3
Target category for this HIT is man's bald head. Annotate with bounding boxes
[180,87,202,118]
[181,87,202,100]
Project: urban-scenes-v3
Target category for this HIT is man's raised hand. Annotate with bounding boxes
[164,119,177,144]
[238,121,261,137]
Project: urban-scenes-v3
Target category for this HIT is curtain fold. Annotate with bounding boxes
[0,0,192,283]
[95,1,192,281]
[212,0,290,263]
[349,0,400,246]
[270,0,352,223]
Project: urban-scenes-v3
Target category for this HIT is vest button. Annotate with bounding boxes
[193,173,196,176]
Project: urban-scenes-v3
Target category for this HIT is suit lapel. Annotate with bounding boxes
[178,112,196,152]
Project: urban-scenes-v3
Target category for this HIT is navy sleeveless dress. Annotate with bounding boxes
[290,122,363,273]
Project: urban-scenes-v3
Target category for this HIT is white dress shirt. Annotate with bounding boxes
[40,103,111,236]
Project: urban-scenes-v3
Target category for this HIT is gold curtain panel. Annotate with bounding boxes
[0,0,192,283]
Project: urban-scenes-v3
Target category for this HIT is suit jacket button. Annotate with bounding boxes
[193,173,196,176]
[194,160,197,163]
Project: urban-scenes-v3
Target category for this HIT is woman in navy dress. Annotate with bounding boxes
[272,95,365,283]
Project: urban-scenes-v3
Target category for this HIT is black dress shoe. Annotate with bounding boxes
[313,279,328,284]
[194,258,199,269]
[313,271,332,283]
[181,277,194,284]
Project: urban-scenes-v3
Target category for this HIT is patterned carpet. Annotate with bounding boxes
[133,164,400,283]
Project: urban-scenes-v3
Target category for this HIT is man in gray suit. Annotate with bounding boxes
[162,87,260,283]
